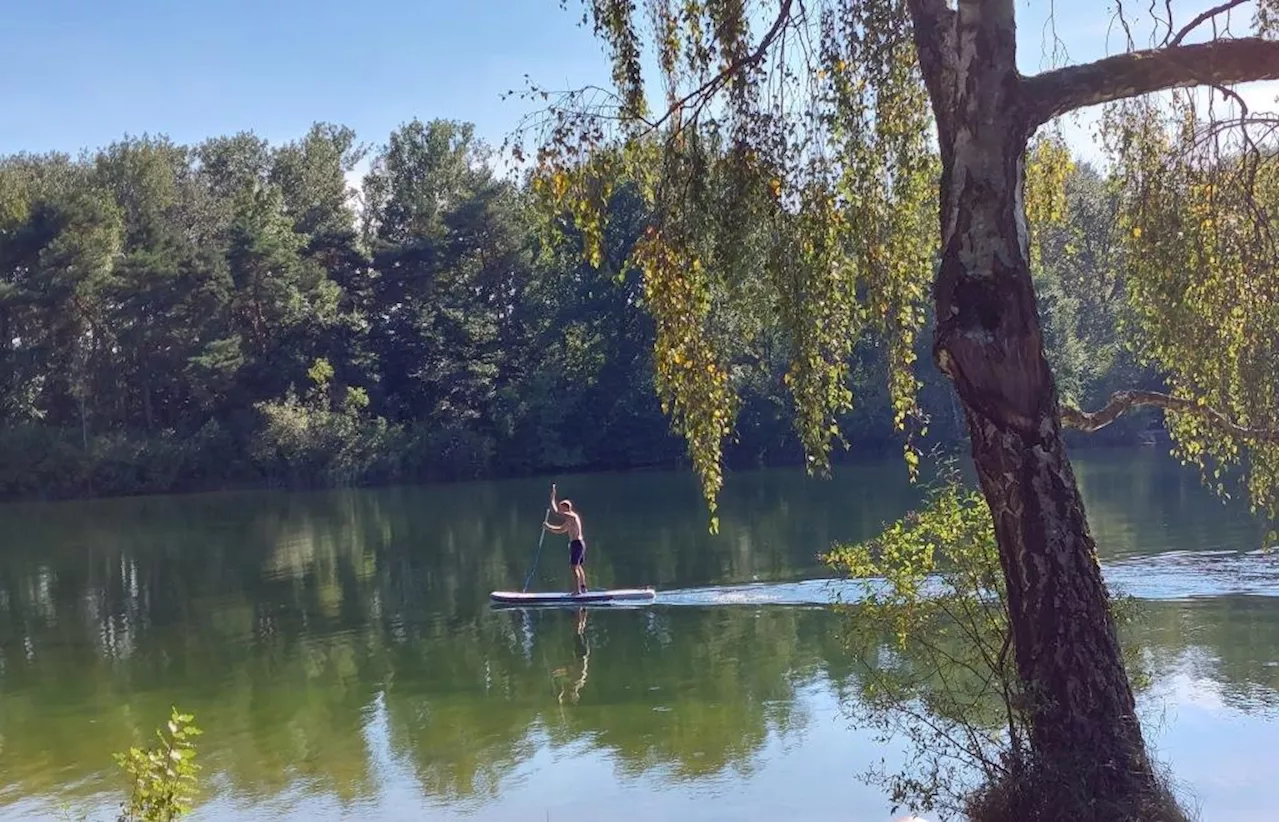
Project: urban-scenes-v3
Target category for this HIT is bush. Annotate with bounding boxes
[821,462,1174,822]
[252,389,392,487]
[0,425,92,498]
[401,422,494,482]
[252,361,403,488]
[113,707,202,822]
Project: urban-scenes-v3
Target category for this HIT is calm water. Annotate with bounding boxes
[0,452,1274,821]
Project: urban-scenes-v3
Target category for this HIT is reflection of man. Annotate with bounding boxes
[555,608,591,705]
[576,607,589,649]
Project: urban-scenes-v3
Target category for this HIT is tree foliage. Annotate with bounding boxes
[0,122,684,498]
[822,466,1155,819]
[1103,92,1278,522]
[515,1,1276,528]
[517,0,949,527]
[0,118,1064,500]
[0,94,1271,514]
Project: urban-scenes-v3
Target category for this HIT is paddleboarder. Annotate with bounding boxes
[544,483,588,595]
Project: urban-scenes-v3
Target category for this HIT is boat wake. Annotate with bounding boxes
[1103,547,1278,601]
[654,549,1277,607]
[657,578,852,607]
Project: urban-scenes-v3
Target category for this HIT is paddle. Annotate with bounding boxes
[521,506,553,592]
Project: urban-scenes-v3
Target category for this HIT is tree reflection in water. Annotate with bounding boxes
[0,455,1271,820]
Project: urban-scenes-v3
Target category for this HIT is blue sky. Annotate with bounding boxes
[0,0,613,157]
[2,0,1273,166]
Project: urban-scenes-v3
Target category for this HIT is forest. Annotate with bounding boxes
[1,118,1159,501]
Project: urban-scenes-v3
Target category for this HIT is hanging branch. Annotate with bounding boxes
[1060,389,1278,441]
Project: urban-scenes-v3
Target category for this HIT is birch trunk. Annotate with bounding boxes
[926,0,1167,811]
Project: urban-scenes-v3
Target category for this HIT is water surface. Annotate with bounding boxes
[0,451,1274,821]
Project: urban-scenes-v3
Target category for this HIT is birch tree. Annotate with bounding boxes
[517,0,1278,816]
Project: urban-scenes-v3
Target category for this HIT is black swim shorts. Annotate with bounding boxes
[569,539,586,566]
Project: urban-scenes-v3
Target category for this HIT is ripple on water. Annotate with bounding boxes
[1104,548,1279,601]
[654,549,1278,607]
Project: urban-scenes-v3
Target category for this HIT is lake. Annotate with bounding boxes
[0,451,1275,821]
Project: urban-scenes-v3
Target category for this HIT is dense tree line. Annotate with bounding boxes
[0,118,1159,500]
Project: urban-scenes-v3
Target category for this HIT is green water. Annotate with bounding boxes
[0,452,1274,821]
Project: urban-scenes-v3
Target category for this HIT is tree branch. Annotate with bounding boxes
[1024,36,1279,127]
[1169,0,1251,47]
[904,0,958,144]
[1060,389,1278,441]
[646,0,796,135]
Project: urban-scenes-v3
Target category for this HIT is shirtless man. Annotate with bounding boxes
[544,483,588,594]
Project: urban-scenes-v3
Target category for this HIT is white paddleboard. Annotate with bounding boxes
[489,587,656,605]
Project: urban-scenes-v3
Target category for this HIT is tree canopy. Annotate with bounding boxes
[0,115,1187,502]
[0,121,684,497]
[514,0,1277,528]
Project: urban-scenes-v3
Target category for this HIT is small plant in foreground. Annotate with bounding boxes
[113,707,202,822]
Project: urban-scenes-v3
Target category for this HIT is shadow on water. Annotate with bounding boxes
[0,451,1273,821]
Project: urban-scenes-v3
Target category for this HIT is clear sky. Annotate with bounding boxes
[0,0,614,157]
[2,0,1273,166]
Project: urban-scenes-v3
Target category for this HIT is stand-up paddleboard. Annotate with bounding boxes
[490,587,656,606]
